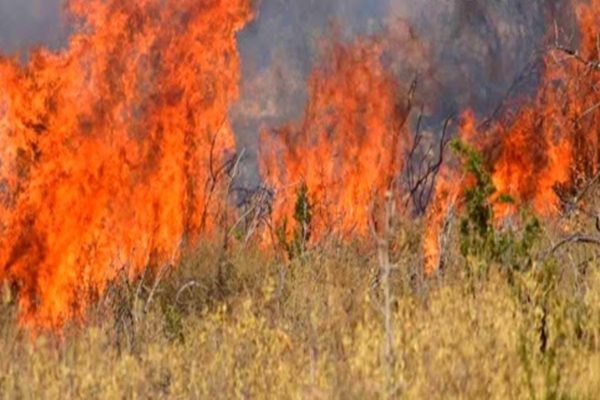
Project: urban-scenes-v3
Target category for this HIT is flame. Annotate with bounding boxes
[422,166,460,274]
[424,0,600,273]
[260,37,413,242]
[1,0,598,327]
[0,0,253,329]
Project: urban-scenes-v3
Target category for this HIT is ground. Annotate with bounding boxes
[1,215,599,399]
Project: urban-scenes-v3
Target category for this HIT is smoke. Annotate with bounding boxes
[232,0,575,186]
[0,0,576,186]
[231,0,392,185]
[0,0,66,53]
[392,0,572,116]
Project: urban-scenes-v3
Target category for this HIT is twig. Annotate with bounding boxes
[199,119,234,232]
[369,191,399,398]
[143,264,169,314]
[406,115,453,213]
[577,101,600,122]
[564,170,600,216]
[552,45,600,71]
[221,149,247,251]
[143,242,181,313]
[540,234,600,260]
[477,54,544,131]
[175,280,200,305]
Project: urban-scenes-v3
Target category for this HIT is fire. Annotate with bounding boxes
[424,0,600,273]
[1,0,598,327]
[260,37,413,242]
[0,0,253,329]
[422,166,459,275]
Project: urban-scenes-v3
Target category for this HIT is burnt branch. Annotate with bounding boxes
[478,54,544,131]
[564,170,600,215]
[540,234,600,260]
[226,184,273,246]
[405,115,453,214]
[199,120,239,232]
[552,45,600,71]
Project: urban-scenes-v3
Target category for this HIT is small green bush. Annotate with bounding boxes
[451,140,541,278]
[277,182,313,260]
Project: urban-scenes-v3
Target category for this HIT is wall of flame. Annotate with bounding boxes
[0,0,598,329]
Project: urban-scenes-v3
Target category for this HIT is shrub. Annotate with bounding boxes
[451,140,542,278]
[277,183,313,260]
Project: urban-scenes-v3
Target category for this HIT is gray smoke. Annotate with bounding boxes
[232,0,574,185]
[0,0,65,53]
[0,0,576,186]
[232,0,393,184]
[391,0,571,117]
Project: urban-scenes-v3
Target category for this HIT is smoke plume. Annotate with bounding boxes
[232,0,574,185]
[0,0,66,53]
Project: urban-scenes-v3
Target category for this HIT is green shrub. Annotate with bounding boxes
[277,183,313,260]
[451,140,541,278]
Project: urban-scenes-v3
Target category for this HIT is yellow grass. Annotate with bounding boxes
[1,219,599,400]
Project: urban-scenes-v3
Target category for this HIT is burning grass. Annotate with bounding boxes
[0,0,253,329]
[1,0,600,397]
[1,216,600,399]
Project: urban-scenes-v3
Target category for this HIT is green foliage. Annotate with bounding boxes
[451,140,497,265]
[293,182,312,245]
[2,242,599,399]
[3,146,600,399]
[277,183,313,260]
[445,145,592,400]
[160,298,185,344]
[451,140,542,277]
[447,162,594,399]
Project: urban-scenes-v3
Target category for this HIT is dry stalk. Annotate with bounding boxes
[540,234,600,260]
[370,190,400,398]
[175,280,200,305]
[144,242,181,314]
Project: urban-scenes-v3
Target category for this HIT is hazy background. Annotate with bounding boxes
[232,0,572,184]
[0,0,575,185]
[0,0,65,52]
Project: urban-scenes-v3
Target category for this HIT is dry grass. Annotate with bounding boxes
[0,217,599,399]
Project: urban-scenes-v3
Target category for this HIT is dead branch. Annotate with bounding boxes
[577,101,600,122]
[199,120,236,232]
[143,242,180,313]
[540,234,600,260]
[552,45,600,71]
[220,149,247,251]
[478,54,544,131]
[175,280,200,305]
[564,170,600,216]
[405,115,453,214]
[227,184,273,245]
[368,190,399,397]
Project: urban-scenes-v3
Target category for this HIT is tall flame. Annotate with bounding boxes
[0,0,253,328]
[1,0,598,326]
[260,37,413,242]
[424,0,600,273]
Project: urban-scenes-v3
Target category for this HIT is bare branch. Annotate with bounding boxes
[551,44,600,71]
[405,115,453,213]
[540,234,600,260]
[175,280,200,305]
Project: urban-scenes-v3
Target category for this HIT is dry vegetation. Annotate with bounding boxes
[1,2,599,399]
[1,190,599,399]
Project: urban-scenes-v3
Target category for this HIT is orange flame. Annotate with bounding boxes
[0,0,253,329]
[422,166,459,275]
[424,0,600,273]
[2,0,599,327]
[260,37,414,242]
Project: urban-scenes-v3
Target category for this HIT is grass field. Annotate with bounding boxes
[1,212,599,399]
[1,2,599,399]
